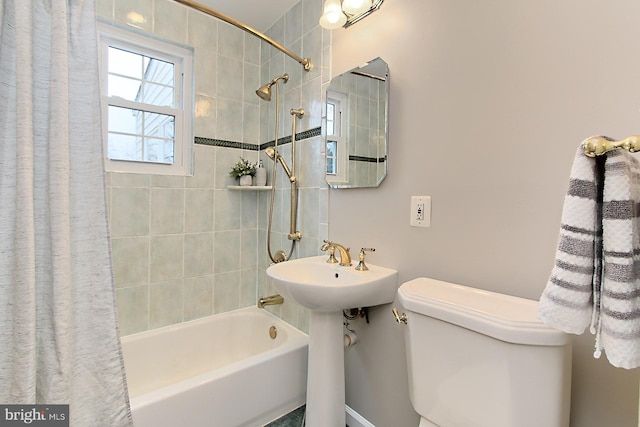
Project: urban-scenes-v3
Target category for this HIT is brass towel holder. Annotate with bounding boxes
[583,135,640,157]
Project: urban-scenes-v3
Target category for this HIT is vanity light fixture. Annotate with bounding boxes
[319,0,384,29]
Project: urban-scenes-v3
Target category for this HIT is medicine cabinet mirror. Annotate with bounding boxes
[325,57,389,189]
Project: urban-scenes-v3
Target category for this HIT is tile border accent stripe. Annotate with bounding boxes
[194,137,258,150]
[349,155,387,163]
[296,127,322,141]
[195,126,322,150]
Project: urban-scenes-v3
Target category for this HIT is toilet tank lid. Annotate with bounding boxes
[398,278,571,346]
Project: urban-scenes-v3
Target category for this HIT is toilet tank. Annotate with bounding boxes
[398,278,572,427]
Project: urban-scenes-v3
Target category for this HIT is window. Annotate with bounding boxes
[326,102,338,175]
[98,23,194,175]
[326,90,348,184]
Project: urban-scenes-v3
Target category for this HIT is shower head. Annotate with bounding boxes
[264,146,277,160]
[264,147,294,180]
[256,73,289,101]
[256,85,272,101]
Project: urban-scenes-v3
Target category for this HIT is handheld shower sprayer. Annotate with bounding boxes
[264,147,294,182]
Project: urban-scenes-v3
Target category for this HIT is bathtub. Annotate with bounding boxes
[121,307,309,427]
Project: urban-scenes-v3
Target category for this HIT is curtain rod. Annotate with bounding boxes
[172,0,312,72]
[583,135,640,157]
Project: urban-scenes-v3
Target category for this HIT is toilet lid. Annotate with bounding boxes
[398,278,570,346]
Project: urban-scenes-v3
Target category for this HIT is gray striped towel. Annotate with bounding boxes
[538,141,640,369]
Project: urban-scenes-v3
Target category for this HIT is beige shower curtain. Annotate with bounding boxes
[0,0,132,425]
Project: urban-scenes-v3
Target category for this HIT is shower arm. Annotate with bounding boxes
[172,0,312,72]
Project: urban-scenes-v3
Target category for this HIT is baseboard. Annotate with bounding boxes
[345,405,375,427]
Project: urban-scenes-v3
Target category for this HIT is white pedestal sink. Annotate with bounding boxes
[266,255,398,427]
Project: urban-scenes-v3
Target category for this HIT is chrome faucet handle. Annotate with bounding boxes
[355,247,375,271]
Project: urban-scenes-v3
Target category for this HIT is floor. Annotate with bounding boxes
[264,406,350,427]
[264,405,305,427]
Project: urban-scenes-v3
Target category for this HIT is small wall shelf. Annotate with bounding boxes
[227,185,272,191]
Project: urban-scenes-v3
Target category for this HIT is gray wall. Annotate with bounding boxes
[330,1,640,426]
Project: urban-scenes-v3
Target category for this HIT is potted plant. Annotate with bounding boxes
[229,157,257,186]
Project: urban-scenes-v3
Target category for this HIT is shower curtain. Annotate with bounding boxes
[0,1,133,425]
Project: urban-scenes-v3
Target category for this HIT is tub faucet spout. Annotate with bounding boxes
[321,240,352,267]
[258,294,284,308]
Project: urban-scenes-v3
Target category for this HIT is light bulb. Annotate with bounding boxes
[326,10,342,23]
[319,0,347,29]
[342,0,372,15]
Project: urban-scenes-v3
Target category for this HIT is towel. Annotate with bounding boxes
[538,141,640,369]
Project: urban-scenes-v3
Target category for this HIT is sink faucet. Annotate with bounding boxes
[321,240,352,266]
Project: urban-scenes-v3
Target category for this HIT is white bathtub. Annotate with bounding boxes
[121,307,308,427]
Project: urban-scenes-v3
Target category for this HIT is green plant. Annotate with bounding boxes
[229,157,257,178]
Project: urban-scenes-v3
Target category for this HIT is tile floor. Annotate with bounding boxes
[265,405,305,427]
[264,406,350,427]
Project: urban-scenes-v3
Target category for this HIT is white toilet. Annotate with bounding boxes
[397,277,572,427]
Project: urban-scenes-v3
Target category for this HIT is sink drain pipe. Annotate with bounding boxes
[344,330,358,347]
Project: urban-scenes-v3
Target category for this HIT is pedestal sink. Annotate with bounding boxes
[266,255,398,427]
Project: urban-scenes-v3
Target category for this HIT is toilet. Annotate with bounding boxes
[397,278,572,427]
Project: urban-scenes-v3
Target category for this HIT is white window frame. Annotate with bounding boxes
[326,90,348,185]
[98,22,194,176]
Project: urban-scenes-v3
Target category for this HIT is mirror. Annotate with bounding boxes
[325,57,389,189]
